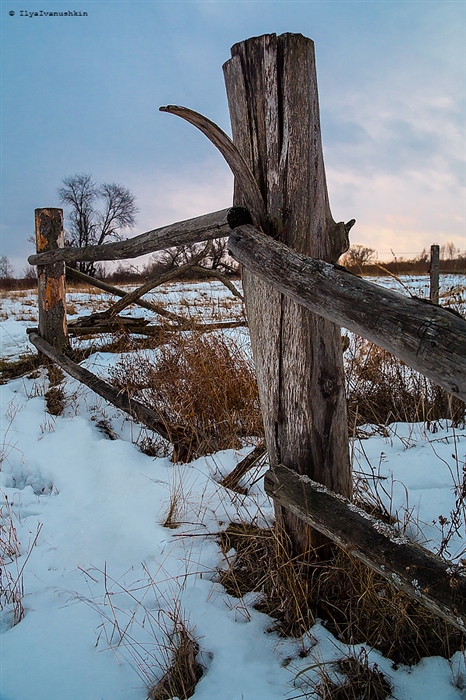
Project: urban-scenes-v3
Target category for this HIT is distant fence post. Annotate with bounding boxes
[224,34,352,556]
[430,244,440,305]
[35,208,69,353]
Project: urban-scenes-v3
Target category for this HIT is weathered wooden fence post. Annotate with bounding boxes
[35,208,69,352]
[223,33,352,555]
[430,244,440,304]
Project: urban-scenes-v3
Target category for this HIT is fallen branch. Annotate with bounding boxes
[220,442,266,493]
[99,241,213,319]
[66,267,185,323]
[67,320,247,337]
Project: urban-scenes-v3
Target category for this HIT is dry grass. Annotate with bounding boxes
[44,365,66,415]
[345,336,465,429]
[148,609,204,700]
[217,521,464,666]
[162,468,192,529]
[0,354,42,384]
[44,386,66,416]
[0,496,25,630]
[109,332,262,461]
[79,565,205,700]
[296,647,393,700]
[219,522,317,638]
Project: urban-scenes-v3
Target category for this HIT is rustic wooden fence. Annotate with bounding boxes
[28,206,246,461]
[28,33,466,633]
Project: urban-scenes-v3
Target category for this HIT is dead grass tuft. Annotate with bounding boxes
[346,337,465,428]
[314,547,464,665]
[219,522,316,638]
[110,332,262,460]
[0,497,26,630]
[305,647,393,700]
[0,354,42,384]
[45,387,66,415]
[148,612,204,700]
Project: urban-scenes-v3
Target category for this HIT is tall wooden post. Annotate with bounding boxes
[430,244,440,305]
[35,208,69,353]
[224,33,352,555]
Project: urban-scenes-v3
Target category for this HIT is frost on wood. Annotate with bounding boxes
[264,464,466,633]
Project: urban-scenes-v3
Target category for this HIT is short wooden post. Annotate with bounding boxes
[224,34,352,556]
[430,244,440,304]
[35,208,69,352]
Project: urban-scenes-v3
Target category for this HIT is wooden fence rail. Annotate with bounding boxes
[228,224,466,402]
[264,465,466,632]
[27,331,202,462]
[28,208,231,266]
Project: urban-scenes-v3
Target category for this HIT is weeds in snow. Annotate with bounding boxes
[217,518,464,665]
[0,496,42,632]
[293,647,393,700]
[346,336,465,429]
[79,565,206,700]
[0,353,42,385]
[162,467,194,530]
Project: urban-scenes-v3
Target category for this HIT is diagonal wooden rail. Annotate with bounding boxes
[265,464,466,633]
[228,224,466,402]
[28,208,231,266]
[28,331,203,462]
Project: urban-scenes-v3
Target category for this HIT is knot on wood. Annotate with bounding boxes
[227,206,253,229]
[320,376,337,398]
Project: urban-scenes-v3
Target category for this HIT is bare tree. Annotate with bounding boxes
[205,237,238,274]
[22,264,37,280]
[441,241,459,261]
[342,244,376,270]
[58,174,138,276]
[414,248,429,264]
[0,256,14,279]
[143,237,239,280]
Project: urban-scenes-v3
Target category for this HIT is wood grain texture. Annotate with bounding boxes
[228,225,466,402]
[35,208,69,353]
[224,33,352,554]
[430,244,440,304]
[265,465,466,633]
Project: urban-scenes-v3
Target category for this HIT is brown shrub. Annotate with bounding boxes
[346,337,465,428]
[110,332,263,460]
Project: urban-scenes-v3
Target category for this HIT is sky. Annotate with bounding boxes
[1,0,465,274]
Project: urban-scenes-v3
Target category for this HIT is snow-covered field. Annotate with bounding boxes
[0,275,465,700]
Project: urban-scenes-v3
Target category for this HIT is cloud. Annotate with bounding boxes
[328,166,465,259]
[126,160,233,234]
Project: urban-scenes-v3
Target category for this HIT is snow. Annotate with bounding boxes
[0,277,465,699]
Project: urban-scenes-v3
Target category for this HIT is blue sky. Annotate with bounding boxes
[1,0,465,273]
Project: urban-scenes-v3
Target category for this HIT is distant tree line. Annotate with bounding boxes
[341,243,466,275]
